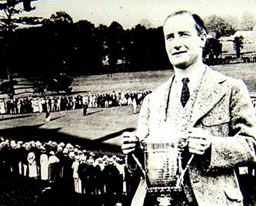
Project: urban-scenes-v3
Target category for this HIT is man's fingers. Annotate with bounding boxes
[122,143,137,154]
[188,135,211,155]
[189,137,208,145]
[121,132,139,154]
[122,148,136,155]
[188,148,205,155]
[122,142,137,149]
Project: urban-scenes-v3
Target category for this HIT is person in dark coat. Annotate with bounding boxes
[83,102,88,116]
[84,158,95,196]
[59,148,74,194]
[78,156,88,194]
[103,157,120,205]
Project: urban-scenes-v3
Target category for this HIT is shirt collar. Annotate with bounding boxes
[174,65,206,89]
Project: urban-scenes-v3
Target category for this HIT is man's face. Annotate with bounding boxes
[163,14,205,69]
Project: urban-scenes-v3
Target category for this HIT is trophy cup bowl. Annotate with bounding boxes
[142,128,188,194]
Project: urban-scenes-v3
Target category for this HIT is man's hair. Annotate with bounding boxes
[164,10,207,36]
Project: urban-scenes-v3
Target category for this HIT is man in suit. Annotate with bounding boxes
[122,10,256,206]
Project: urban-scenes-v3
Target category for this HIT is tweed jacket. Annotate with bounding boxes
[133,66,256,206]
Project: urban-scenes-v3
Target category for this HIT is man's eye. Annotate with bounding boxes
[166,35,174,41]
[180,33,190,37]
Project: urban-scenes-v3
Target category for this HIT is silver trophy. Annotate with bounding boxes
[140,132,193,206]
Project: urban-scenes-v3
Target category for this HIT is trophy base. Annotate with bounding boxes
[147,187,185,206]
[157,195,172,206]
[148,186,182,194]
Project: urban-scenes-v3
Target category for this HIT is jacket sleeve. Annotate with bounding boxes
[125,95,151,175]
[209,80,256,169]
[136,94,151,141]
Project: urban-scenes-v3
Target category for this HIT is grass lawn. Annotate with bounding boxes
[1,63,256,206]
[1,62,256,155]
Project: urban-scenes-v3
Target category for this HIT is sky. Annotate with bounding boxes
[14,0,256,29]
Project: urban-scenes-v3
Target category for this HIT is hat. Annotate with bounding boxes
[66,143,74,149]
[28,152,35,160]
[63,148,69,154]
[0,142,5,149]
[87,158,94,164]
[25,144,31,151]
[57,145,63,152]
[59,142,65,147]
[81,156,87,162]
[75,155,81,161]
[10,140,17,149]
[96,157,103,164]
[69,152,75,159]
[17,141,23,145]
[89,152,95,157]
[108,157,114,163]
[51,142,57,147]
[30,141,35,147]
[74,148,79,154]
[41,147,46,153]
[49,151,55,155]
[75,144,81,149]
[102,155,109,161]
[36,141,41,146]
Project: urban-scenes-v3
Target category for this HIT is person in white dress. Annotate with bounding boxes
[40,148,49,181]
[0,99,6,114]
[27,152,39,179]
[72,155,82,193]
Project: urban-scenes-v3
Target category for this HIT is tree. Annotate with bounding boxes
[240,12,256,31]
[204,14,236,37]
[0,0,36,31]
[203,38,222,65]
[0,0,38,98]
[108,21,124,73]
[233,36,244,58]
[49,11,73,24]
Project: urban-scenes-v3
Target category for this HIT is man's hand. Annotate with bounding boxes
[121,132,139,155]
[188,128,211,155]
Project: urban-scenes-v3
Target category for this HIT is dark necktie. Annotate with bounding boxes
[181,78,190,107]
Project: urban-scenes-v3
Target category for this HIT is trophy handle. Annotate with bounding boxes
[131,153,147,178]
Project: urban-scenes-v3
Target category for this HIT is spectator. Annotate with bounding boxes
[72,155,82,193]
[48,151,60,183]
[40,148,49,181]
[27,151,39,179]
[83,102,88,116]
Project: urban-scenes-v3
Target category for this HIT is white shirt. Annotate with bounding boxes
[170,65,206,107]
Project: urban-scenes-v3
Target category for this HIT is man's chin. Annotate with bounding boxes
[173,62,188,70]
[170,57,188,69]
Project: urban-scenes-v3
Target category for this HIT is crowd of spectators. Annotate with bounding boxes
[0,137,139,206]
[0,90,152,115]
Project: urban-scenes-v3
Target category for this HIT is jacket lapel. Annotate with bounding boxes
[156,75,175,121]
[191,67,228,126]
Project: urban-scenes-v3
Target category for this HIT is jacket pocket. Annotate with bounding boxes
[201,113,230,127]
[200,114,230,137]
[224,186,243,203]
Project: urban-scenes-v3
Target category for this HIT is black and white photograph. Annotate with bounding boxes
[0,0,256,205]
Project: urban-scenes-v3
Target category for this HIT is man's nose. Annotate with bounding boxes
[172,37,182,50]
[174,45,182,50]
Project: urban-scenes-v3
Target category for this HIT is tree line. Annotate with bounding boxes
[0,10,256,80]
[0,11,171,79]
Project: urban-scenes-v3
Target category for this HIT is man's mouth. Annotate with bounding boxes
[172,51,187,56]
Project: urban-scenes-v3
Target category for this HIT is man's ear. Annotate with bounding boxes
[200,34,206,48]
